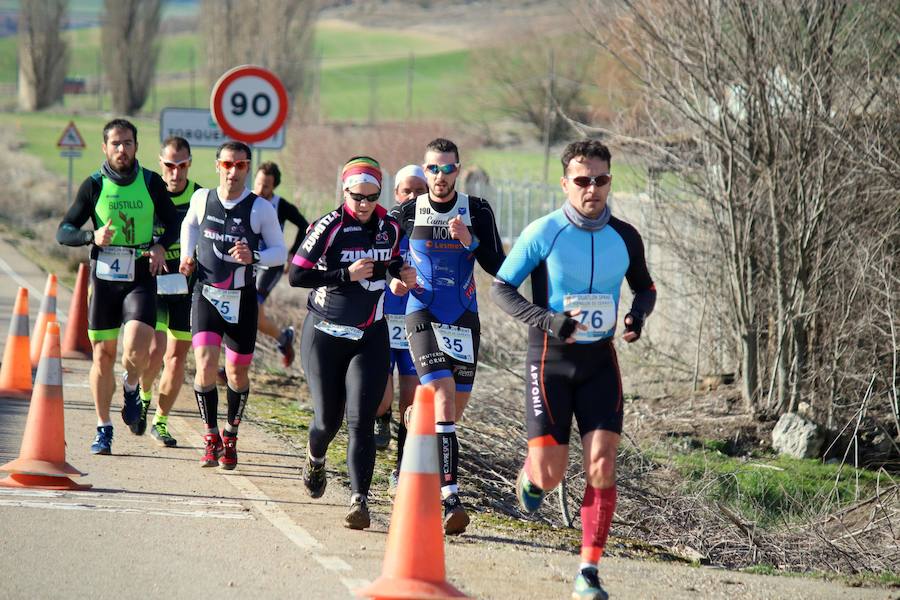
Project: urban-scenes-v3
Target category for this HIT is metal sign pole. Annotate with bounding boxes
[68,155,74,203]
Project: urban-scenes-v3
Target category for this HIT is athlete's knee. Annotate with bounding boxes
[92,342,116,367]
[584,454,616,488]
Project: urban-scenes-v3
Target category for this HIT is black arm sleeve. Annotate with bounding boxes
[56,177,97,246]
[472,199,506,276]
[610,218,657,318]
[388,202,414,238]
[279,200,310,256]
[490,279,554,331]
[288,264,349,288]
[148,173,179,249]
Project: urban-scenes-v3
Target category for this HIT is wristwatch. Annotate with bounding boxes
[251,250,261,264]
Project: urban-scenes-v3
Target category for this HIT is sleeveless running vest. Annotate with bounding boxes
[407,192,478,322]
[155,180,198,263]
[196,190,261,289]
[93,169,155,248]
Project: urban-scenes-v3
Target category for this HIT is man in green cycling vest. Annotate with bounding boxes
[57,118,180,455]
[131,135,203,447]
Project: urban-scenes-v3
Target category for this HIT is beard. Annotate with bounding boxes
[431,181,455,199]
[111,154,135,173]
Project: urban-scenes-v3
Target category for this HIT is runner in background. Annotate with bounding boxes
[253,162,308,366]
[374,165,427,495]
[134,136,202,447]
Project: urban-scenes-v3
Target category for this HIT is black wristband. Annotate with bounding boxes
[251,250,261,264]
[548,312,578,340]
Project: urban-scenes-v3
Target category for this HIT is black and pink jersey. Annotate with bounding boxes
[288,203,404,329]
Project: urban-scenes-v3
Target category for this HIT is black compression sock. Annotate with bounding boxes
[436,421,459,495]
[396,421,408,470]
[225,385,249,435]
[194,384,218,431]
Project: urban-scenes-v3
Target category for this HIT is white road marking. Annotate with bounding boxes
[0,487,246,509]
[0,498,253,520]
[177,416,371,595]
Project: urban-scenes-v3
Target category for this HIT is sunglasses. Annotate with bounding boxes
[347,191,381,203]
[567,174,611,188]
[160,157,192,169]
[425,163,460,175]
[217,159,250,171]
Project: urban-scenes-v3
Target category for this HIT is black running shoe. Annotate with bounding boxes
[129,399,150,435]
[374,411,391,450]
[303,457,327,498]
[442,493,470,535]
[120,375,142,427]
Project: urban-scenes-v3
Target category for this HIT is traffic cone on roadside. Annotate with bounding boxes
[0,322,91,490]
[30,273,58,369]
[62,263,92,360]
[356,385,470,600]
[0,287,32,399]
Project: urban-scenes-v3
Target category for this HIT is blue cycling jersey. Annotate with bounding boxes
[496,208,653,344]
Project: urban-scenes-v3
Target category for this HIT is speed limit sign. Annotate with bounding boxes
[210,65,289,144]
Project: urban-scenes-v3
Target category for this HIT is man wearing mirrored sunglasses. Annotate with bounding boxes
[57,118,180,456]
[126,136,204,447]
[390,138,506,535]
[179,141,286,471]
[491,139,656,600]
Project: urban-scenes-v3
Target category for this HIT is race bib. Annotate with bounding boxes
[431,323,474,363]
[157,273,189,295]
[202,285,241,324]
[387,314,409,350]
[96,247,135,282]
[564,293,616,342]
[314,320,364,341]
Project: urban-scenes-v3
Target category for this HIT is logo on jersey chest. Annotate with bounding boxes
[203,228,247,245]
[340,248,392,263]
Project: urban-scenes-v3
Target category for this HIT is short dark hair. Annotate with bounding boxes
[161,136,191,155]
[103,118,138,144]
[216,141,251,160]
[425,138,459,163]
[561,140,611,174]
[256,161,281,188]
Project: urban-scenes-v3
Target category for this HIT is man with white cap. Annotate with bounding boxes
[374,165,428,492]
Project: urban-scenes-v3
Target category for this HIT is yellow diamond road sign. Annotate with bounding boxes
[57,121,86,148]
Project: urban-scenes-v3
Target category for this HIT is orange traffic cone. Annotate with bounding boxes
[30,273,58,369]
[0,322,91,490]
[62,263,92,360]
[356,385,470,600]
[0,287,32,399]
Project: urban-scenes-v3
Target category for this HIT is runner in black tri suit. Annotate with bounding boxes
[390,138,505,534]
[56,118,179,456]
[135,136,203,447]
[179,141,286,471]
[492,140,656,600]
[252,161,308,366]
[290,156,416,530]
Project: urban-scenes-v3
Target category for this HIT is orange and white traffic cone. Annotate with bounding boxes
[30,273,58,369]
[0,287,32,399]
[0,322,91,490]
[356,385,470,600]
[62,263,92,360]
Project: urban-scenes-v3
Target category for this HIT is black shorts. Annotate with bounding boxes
[526,337,624,446]
[88,258,156,342]
[191,285,258,362]
[255,266,283,304]
[155,292,192,341]
[406,309,480,392]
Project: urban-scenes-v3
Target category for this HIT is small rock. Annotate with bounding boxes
[772,413,824,459]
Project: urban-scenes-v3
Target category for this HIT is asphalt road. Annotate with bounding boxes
[0,237,894,600]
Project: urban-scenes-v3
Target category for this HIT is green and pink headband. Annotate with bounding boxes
[342,156,382,190]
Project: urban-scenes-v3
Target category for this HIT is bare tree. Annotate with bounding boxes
[101,0,162,115]
[579,0,899,425]
[17,0,69,110]
[201,0,319,105]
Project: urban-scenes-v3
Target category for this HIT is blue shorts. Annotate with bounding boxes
[390,348,417,377]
